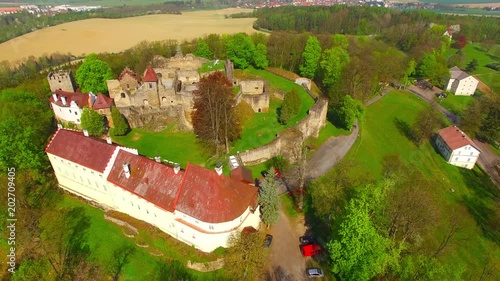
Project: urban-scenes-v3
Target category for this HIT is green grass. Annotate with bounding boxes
[281,194,300,219]
[112,126,208,168]
[435,94,475,116]
[306,122,350,150]
[58,195,222,280]
[199,61,226,74]
[343,90,499,277]
[231,68,315,153]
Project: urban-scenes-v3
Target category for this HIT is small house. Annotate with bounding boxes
[435,126,481,169]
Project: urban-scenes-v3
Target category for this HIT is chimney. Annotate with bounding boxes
[215,162,223,176]
[106,136,112,144]
[61,96,67,105]
[52,93,58,102]
[122,163,130,179]
[83,130,89,137]
[57,123,63,129]
[154,156,161,163]
[174,163,180,174]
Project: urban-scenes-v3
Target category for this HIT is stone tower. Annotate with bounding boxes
[47,70,76,93]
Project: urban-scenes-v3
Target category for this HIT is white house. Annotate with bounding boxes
[435,126,481,169]
[446,66,479,96]
[45,129,261,252]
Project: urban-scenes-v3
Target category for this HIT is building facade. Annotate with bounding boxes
[435,126,481,169]
[45,129,261,252]
[446,66,479,96]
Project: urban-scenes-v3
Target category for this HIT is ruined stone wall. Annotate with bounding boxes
[242,93,269,113]
[133,84,160,107]
[118,105,192,132]
[119,74,139,91]
[295,98,328,138]
[48,70,76,93]
[240,80,265,95]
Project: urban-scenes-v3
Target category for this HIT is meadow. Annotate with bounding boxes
[342,90,499,277]
[0,8,257,64]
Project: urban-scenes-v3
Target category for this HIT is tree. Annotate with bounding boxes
[459,100,482,138]
[39,207,91,280]
[453,34,467,49]
[191,72,240,155]
[465,58,478,73]
[108,244,136,281]
[258,168,280,227]
[319,46,350,89]
[194,38,212,59]
[478,96,500,145]
[150,260,195,281]
[279,88,301,124]
[109,106,129,136]
[412,106,442,146]
[224,232,268,281]
[226,33,255,69]
[80,107,105,137]
[400,59,416,88]
[12,259,51,281]
[253,43,268,69]
[299,36,322,79]
[417,51,449,87]
[75,53,113,94]
[336,95,365,130]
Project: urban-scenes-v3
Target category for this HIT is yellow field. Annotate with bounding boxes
[0,8,258,64]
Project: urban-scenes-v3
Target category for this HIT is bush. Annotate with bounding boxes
[110,106,129,136]
[485,62,500,71]
[279,89,301,124]
[235,100,255,124]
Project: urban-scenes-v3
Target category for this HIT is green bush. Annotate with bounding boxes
[279,89,301,124]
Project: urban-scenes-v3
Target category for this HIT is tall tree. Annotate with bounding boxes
[258,168,280,228]
[80,107,105,137]
[299,36,322,79]
[226,33,255,69]
[459,100,482,138]
[224,232,268,281]
[109,106,129,136]
[194,38,213,59]
[279,88,301,124]
[253,43,268,69]
[417,51,450,87]
[108,244,136,281]
[478,96,500,145]
[319,46,350,89]
[75,53,113,94]
[336,95,365,130]
[412,106,442,146]
[400,59,416,88]
[191,72,240,155]
[465,58,478,73]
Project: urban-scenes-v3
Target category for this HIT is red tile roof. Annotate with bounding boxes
[50,90,89,108]
[438,126,480,151]
[92,93,114,110]
[230,166,254,184]
[45,129,116,172]
[174,164,259,223]
[119,67,139,82]
[143,66,158,82]
[107,150,184,213]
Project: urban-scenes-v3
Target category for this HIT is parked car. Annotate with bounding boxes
[261,168,281,178]
[300,243,322,257]
[306,268,324,278]
[300,236,315,245]
[264,234,273,248]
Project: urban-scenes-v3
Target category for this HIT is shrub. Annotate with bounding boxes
[279,89,301,124]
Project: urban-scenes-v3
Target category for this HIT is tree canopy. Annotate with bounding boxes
[335,95,365,130]
[194,38,213,59]
[75,53,113,94]
[417,51,449,87]
[226,33,255,69]
[299,36,322,79]
[224,232,268,281]
[80,107,105,137]
[258,168,280,227]
[279,88,301,124]
[253,43,269,69]
[110,106,129,136]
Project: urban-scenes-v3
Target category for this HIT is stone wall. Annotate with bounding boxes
[118,105,192,132]
[48,70,76,93]
[240,80,265,95]
[239,98,328,165]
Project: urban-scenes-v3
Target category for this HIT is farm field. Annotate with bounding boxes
[420,0,500,5]
[342,90,499,277]
[0,8,257,64]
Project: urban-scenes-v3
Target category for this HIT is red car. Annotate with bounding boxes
[274,168,281,178]
[300,243,322,257]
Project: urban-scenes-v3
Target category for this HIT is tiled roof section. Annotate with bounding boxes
[107,150,184,213]
[45,129,116,172]
[175,164,259,223]
[119,67,139,81]
[50,90,89,108]
[230,166,254,184]
[92,93,114,110]
[143,66,158,82]
[450,66,471,81]
[438,126,481,151]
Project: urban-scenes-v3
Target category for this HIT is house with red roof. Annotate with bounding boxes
[435,126,481,169]
[45,128,261,252]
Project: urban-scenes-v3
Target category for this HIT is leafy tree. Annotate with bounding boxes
[108,243,136,281]
[194,38,213,59]
[453,34,467,49]
[225,232,268,281]
[319,46,350,89]
[81,107,105,137]
[336,95,365,130]
[465,58,478,73]
[332,34,349,49]
[12,259,51,281]
[279,89,301,124]
[412,106,443,146]
[299,36,322,79]
[226,33,255,69]
[109,106,129,136]
[459,100,482,138]
[191,72,240,155]
[400,59,416,88]
[478,96,500,145]
[417,51,449,87]
[150,260,195,281]
[258,168,280,227]
[253,43,268,69]
[75,53,113,94]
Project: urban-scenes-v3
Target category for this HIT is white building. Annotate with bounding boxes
[435,126,481,169]
[45,129,261,252]
[446,66,479,96]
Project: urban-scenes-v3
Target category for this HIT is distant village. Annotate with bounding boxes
[0,4,102,16]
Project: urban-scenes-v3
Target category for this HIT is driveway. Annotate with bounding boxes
[406,85,459,124]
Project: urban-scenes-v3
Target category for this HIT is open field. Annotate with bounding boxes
[342,90,499,277]
[420,0,500,4]
[0,8,257,64]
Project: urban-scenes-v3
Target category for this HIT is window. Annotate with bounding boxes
[69,109,72,113]
[470,152,473,156]
[154,213,157,218]
[146,209,149,214]
[209,225,214,230]
[131,202,134,206]
[77,119,80,122]
[149,83,152,89]
[143,99,149,106]
[467,158,470,162]
[455,157,458,161]
[138,205,140,210]
[74,111,77,115]
[126,84,130,89]
[180,228,184,233]
[59,108,61,112]
[121,93,126,98]
[195,220,199,224]
[255,87,259,90]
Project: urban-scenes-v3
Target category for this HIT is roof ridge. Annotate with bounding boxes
[173,163,189,210]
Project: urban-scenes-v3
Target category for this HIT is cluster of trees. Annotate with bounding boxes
[459,94,500,145]
[75,54,113,94]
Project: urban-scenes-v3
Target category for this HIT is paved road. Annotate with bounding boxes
[406,85,459,124]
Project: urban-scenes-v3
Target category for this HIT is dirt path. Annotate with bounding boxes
[266,207,307,281]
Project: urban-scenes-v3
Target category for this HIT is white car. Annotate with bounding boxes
[306,268,324,278]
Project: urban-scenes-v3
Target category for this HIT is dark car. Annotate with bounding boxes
[300,236,315,245]
[264,234,273,248]
[306,268,324,278]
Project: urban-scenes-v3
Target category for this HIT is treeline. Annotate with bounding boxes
[251,5,500,44]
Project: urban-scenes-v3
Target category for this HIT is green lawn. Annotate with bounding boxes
[199,61,226,74]
[58,195,222,280]
[306,122,350,151]
[112,126,208,168]
[343,90,499,277]
[231,68,315,153]
[435,94,475,116]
